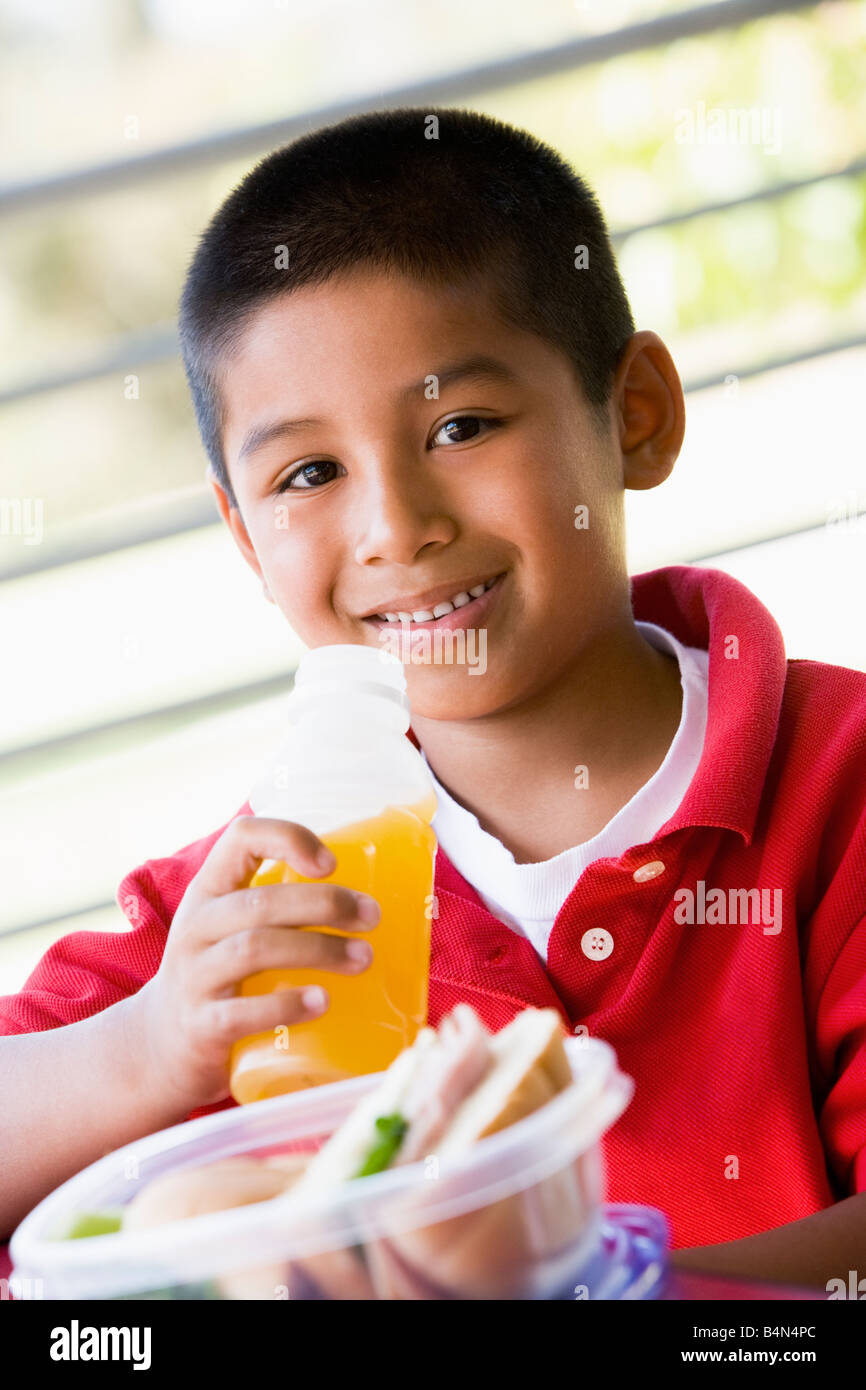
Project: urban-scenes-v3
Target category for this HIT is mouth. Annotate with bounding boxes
[362,572,507,634]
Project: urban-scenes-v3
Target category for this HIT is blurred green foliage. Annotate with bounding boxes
[0,1,864,527]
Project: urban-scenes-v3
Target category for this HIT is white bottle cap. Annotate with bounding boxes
[289,644,410,726]
[248,643,429,832]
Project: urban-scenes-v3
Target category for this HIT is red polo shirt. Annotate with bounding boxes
[2,563,865,1252]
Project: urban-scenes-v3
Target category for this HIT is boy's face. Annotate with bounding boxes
[213,269,666,721]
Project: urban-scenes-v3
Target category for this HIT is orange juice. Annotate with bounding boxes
[228,795,437,1104]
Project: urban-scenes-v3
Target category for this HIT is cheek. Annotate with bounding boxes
[252,515,335,623]
[531,457,623,568]
[492,426,610,533]
[494,478,600,575]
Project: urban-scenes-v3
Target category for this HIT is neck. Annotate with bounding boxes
[410,624,684,864]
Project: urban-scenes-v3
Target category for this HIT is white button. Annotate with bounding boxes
[633,860,666,882]
[581,928,614,961]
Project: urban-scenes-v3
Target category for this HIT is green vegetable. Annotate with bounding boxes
[352,1113,408,1178]
[113,1280,223,1300]
[59,1209,124,1239]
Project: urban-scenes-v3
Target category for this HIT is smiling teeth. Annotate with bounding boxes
[378,576,498,623]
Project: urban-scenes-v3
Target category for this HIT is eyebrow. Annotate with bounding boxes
[237,415,325,463]
[404,353,520,401]
[236,354,520,464]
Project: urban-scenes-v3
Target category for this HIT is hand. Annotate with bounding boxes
[130,816,380,1117]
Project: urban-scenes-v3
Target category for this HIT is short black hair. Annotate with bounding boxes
[179,106,635,510]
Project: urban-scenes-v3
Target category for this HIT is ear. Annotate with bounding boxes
[206,466,276,604]
[612,331,685,491]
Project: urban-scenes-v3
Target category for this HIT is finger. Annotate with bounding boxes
[201,925,374,995]
[191,816,337,904]
[203,986,331,1049]
[196,880,380,947]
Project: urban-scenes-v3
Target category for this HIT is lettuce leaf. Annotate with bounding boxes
[351,1113,408,1178]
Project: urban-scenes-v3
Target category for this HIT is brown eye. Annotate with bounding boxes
[277,460,340,492]
[431,415,501,448]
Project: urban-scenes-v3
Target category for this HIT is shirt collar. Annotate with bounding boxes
[631,564,785,847]
[406,564,787,850]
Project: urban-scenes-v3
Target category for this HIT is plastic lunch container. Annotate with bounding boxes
[10,1035,670,1301]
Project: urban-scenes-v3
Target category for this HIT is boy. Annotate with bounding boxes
[2,108,865,1290]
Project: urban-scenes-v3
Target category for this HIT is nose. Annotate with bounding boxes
[352,450,457,566]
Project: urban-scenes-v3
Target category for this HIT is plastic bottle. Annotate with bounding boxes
[228,644,438,1104]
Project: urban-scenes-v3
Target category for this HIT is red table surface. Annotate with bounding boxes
[0,1238,827,1301]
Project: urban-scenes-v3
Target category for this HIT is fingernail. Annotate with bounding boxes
[316,848,336,872]
[357,897,380,924]
[346,940,372,964]
[302,986,327,1011]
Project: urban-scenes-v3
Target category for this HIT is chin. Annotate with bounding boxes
[404,668,505,724]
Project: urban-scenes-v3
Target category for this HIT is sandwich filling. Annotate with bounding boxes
[352,1005,493,1175]
[352,1114,409,1177]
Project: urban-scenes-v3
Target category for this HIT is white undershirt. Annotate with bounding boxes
[420,622,710,963]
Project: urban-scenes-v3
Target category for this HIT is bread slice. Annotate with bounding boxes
[433,1006,570,1156]
[287,1026,438,1201]
[122,1156,304,1231]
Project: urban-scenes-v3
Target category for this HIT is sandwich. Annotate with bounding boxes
[121,1153,311,1231]
[108,1004,589,1299]
[280,1003,587,1300]
[121,1152,314,1301]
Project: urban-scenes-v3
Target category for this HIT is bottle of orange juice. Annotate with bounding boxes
[228,644,437,1104]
